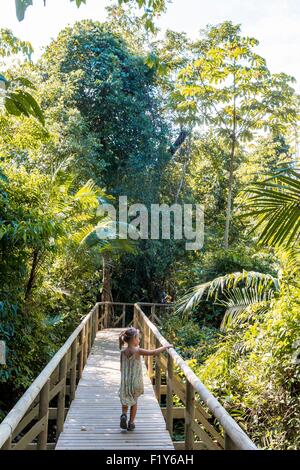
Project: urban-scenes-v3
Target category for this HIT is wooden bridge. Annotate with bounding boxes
[0,302,257,451]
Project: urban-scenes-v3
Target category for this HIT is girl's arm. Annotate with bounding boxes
[138,344,173,357]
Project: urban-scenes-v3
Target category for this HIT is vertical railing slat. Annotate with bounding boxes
[37,379,50,450]
[166,354,173,436]
[70,340,77,401]
[155,337,161,402]
[185,380,195,450]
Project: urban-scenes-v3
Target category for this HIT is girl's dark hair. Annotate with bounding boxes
[119,327,139,350]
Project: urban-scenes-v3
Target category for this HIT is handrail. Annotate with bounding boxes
[134,303,257,450]
[0,303,99,449]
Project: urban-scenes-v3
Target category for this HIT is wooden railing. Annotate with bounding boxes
[133,303,257,451]
[0,300,257,451]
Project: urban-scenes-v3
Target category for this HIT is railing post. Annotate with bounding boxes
[224,432,239,450]
[94,307,98,339]
[166,354,173,436]
[133,305,138,328]
[185,380,195,450]
[150,304,155,322]
[148,329,154,380]
[91,311,95,343]
[37,378,50,450]
[78,329,84,380]
[155,337,161,402]
[104,302,110,328]
[122,304,126,328]
[83,324,88,366]
[70,340,77,401]
[88,316,92,353]
[144,325,149,370]
[56,354,67,439]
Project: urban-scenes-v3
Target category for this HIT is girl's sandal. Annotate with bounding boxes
[127,421,135,431]
[120,413,128,430]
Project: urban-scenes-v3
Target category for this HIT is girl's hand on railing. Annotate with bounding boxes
[164,343,173,350]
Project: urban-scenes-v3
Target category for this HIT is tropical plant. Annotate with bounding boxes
[242,169,300,249]
[0,29,44,124]
[75,217,137,303]
[176,270,280,330]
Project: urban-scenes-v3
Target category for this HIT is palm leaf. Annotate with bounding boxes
[77,219,137,254]
[242,170,300,248]
[176,270,279,317]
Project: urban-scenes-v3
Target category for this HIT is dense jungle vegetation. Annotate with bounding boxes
[1,0,300,449]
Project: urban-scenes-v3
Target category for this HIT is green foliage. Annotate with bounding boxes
[1,13,300,450]
[160,313,220,364]
[38,20,169,199]
[0,29,44,124]
[0,158,109,409]
[15,0,167,30]
[197,279,300,449]
[174,21,299,247]
[243,169,300,249]
[176,22,299,137]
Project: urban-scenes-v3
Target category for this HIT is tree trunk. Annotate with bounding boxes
[24,249,40,315]
[223,139,236,249]
[175,134,192,204]
[224,70,237,250]
[169,129,189,156]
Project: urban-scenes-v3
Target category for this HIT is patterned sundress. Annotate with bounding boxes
[119,348,144,406]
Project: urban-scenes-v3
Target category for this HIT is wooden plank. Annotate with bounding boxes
[14,416,47,450]
[2,435,11,450]
[191,420,221,450]
[12,404,39,439]
[70,341,77,401]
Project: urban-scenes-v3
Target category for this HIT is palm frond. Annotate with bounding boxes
[77,219,137,254]
[73,179,99,208]
[176,270,279,316]
[219,288,274,331]
[242,170,300,248]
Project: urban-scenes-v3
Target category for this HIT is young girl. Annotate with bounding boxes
[118,327,172,431]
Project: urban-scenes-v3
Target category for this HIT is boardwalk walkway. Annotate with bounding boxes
[55,328,174,450]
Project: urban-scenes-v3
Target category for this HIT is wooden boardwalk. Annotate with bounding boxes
[55,328,174,450]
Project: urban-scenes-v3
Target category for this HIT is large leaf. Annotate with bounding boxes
[5,89,45,125]
[243,170,300,248]
[15,0,33,21]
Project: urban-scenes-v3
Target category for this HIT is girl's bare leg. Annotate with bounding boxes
[122,405,128,415]
[129,404,137,423]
